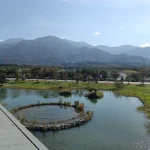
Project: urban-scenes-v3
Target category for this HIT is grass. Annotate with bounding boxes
[123,70,137,74]
[4,80,115,90]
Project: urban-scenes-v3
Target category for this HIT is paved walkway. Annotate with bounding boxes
[0,105,48,150]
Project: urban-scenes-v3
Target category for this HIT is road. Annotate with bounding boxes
[6,78,150,85]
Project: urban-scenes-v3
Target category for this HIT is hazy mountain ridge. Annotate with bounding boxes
[96,45,137,54]
[126,47,150,59]
[0,36,146,66]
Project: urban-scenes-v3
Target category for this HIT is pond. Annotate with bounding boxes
[0,88,150,150]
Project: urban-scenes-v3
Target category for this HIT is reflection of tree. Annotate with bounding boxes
[0,88,7,101]
[78,90,84,97]
[36,90,49,99]
[35,90,59,99]
[88,98,98,104]
[73,90,84,97]
[113,92,123,98]
[50,91,59,98]
[145,122,150,136]
[25,89,30,95]
[10,89,21,99]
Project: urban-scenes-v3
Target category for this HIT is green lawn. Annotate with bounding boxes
[3,80,115,90]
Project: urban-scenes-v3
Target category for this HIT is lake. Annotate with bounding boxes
[0,88,150,150]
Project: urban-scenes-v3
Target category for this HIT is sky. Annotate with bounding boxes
[1,0,150,46]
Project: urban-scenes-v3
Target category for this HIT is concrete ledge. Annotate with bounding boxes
[0,104,49,150]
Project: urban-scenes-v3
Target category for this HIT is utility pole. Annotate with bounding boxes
[96,53,99,83]
[97,53,98,69]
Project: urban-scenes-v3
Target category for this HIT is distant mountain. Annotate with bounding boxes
[96,45,137,54]
[0,36,146,66]
[63,39,93,48]
[126,47,150,59]
[0,38,24,45]
[0,38,24,51]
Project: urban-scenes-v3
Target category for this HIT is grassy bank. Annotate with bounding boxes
[3,80,150,117]
[116,84,150,118]
[3,81,115,90]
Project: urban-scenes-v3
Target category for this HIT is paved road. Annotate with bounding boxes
[0,104,48,150]
[7,78,150,85]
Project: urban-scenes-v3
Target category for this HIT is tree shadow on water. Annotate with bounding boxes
[87,98,99,104]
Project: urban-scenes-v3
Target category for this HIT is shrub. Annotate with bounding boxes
[58,86,62,89]
[59,89,71,96]
[114,81,124,90]
[88,88,97,92]
[74,101,79,107]
[76,103,84,112]
[85,91,103,99]
[85,111,93,120]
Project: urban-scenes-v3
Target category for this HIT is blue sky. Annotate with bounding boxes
[1,0,150,46]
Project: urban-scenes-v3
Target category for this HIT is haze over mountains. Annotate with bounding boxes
[0,36,147,66]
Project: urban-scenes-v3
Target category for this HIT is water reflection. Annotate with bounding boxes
[10,89,21,99]
[73,90,84,97]
[0,88,7,101]
[88,98,98,104]
[35,90,50,99]
[113,92,123,98]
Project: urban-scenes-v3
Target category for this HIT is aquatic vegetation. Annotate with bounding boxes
[18,115,27,124]
[76,103,84,112]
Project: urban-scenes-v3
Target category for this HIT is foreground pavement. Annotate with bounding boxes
[0,104,48,150]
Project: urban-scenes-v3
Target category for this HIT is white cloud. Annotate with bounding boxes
[139,43,150,48]
[93,32,101,36]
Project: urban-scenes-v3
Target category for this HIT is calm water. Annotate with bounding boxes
[15,105,79,123]
[0,88,150,150]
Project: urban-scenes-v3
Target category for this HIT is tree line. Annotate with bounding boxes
[0,66,150,85]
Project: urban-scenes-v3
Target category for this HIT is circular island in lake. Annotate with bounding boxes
[12,101,93,132]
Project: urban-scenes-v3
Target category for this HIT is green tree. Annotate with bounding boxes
[15,70,21,82]
[0,73,6,86]
[110,71,119,80]
[139,67,148,86]
[130,73,140,82]
[100,70,108,81]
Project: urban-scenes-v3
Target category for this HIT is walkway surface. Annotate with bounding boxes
[0,104,49,150]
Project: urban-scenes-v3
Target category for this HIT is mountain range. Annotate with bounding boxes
[0,36,148,66]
